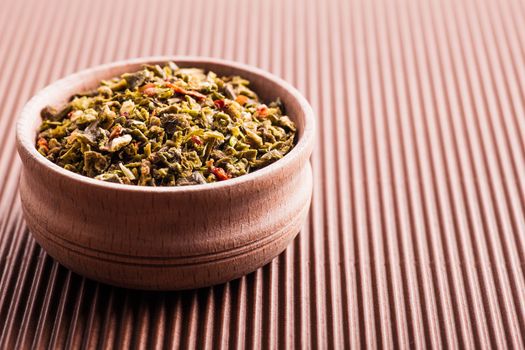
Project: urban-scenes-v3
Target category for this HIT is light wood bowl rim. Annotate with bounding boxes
[16,56,315,193]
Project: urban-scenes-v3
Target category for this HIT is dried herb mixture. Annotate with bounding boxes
[36,62,296,186]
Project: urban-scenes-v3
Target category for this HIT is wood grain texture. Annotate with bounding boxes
[16,57,315,290]
[1,0,524,347]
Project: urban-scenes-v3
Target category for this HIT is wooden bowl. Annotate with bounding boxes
[16,57,315,290]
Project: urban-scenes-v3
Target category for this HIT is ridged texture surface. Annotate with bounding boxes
[1,0,524,348]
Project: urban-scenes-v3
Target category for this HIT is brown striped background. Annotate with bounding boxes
[1,0,525,348]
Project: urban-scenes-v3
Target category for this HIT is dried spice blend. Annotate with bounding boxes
[36,62,296,186]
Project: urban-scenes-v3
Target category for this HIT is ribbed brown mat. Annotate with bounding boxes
[1,0,525,348]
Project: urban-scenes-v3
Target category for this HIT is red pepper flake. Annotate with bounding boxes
[211,166,231,181]
[191,135,203,145]
[37,137,49,154]
[140,83,155,91]
[143,88,156,96]
[109,125,122,139]
[166,83,206,101]
[235,95,248,105]
[140,83,157,96]
[214,99,225,109]
[256,105,268,118]
[37,137,48,148]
